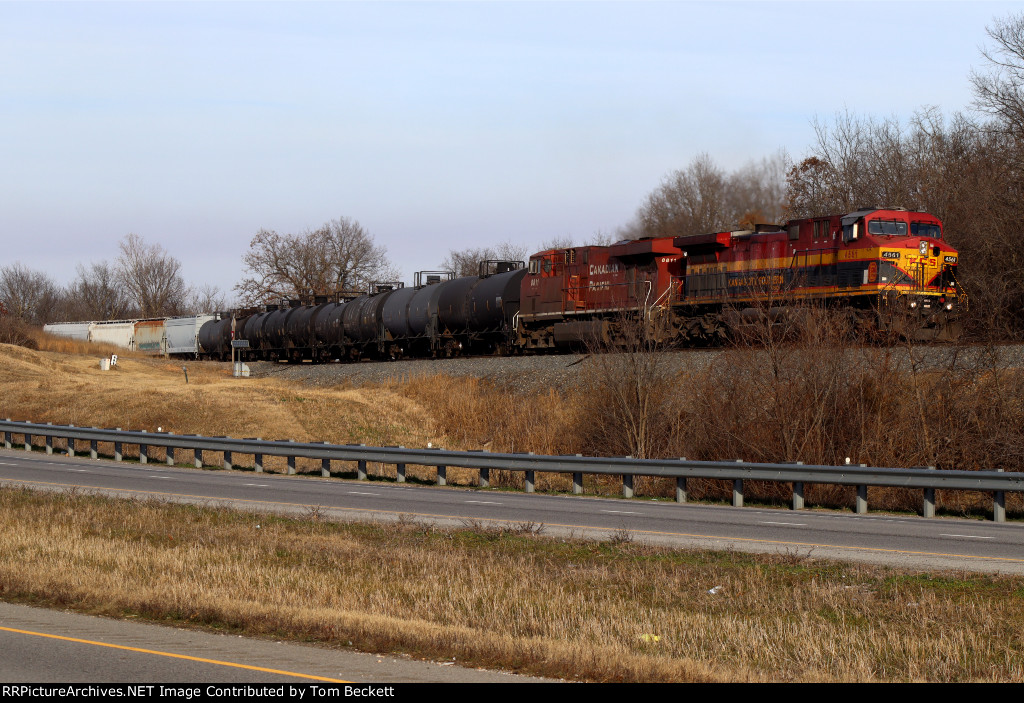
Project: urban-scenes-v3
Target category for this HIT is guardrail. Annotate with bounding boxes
[1,419,1020,522]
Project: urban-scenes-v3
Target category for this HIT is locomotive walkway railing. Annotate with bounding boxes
[1,419,1020,522]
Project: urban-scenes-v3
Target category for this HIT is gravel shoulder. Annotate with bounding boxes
[247,349,724,393]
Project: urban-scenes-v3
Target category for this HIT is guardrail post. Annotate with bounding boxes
[732,460,743,507]
[994,469,1006,523]
[253,438,263,473]
[396,447,405,483]
[525,469,535,493]
[114,429,122,461]
[676,457,687,503]
[287,440,296,475]
[436,463,446,486]
[571,454,583,495]
[139,443,148,464]
[856,463,868,514]
[793,461,804,510]
[45,424,52,455]
[90,439,98,459]
[24,433,31,452]
[619,455,634,498]
[357,459,367,481]
[66,426,75,457]
[856,485,868,514]
[166,439,175,466]
[3,426,11,449]
[478,466,488,488]
[923,466,936,518]
[223,450,231,470]
[193,447,202,468]
[321,444,331,477]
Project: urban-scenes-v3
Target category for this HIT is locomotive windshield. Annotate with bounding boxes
[911,222,942,239]
[867,219,908,236]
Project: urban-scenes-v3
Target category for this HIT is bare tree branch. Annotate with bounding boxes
[235,217,397,304]
[116,233,189,318]
[0,263,61,325]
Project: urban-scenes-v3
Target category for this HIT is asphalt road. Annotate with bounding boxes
[0,447,1022,575]
[0,601,544,683]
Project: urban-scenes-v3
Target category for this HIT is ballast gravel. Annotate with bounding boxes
[245,342,1019,394]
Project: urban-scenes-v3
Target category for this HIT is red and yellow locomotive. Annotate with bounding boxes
[517,207,965,347]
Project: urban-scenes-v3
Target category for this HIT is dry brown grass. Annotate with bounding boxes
[0,342,443,475]
[0,487,1021,682]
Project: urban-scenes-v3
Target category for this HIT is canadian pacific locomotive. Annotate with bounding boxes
[196,207,966,361]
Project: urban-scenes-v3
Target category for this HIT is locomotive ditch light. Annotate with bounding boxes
[918,241,928,256]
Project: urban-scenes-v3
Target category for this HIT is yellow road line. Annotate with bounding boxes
[0,625,351,682]
[2,476,1022,565]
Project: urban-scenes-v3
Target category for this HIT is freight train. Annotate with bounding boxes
[197,207,965,362]
[43,208,966,360]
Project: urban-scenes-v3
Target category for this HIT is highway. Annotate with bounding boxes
[0,447,1022,574]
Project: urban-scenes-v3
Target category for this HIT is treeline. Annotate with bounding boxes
[0,234,227,325]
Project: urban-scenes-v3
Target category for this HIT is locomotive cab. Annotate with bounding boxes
[838,208,964,339]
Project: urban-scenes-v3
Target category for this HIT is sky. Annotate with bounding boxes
[1,0,1020,300]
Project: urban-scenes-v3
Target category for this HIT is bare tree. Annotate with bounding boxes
[439,241,528,277]
[725,149,790,226]
[0,263,61,324]
[637,152,789,239]
[184,283,229,314]
[971,12,1024,140]
[588,228,619,246]
[235,217,397,304]
[638,153,729,237]
[537,235,575,251]
[70,261,131,320]
[116,233,189,318]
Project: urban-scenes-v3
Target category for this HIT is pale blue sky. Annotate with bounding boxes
[1,1,1019,296]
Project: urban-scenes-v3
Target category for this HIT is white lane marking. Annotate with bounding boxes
[602,510,640,515]
[244,483,270,487]
[761,521,807,526]
[939,534,994,540]
[68,469,89,473]
[465,500,502,505]
[347,491,379,496]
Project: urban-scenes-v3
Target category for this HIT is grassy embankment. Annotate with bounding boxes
[1,337,1023,681]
